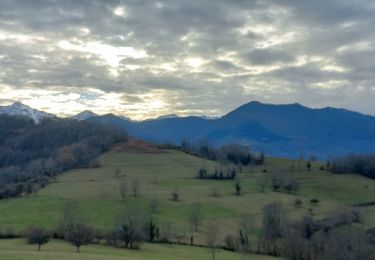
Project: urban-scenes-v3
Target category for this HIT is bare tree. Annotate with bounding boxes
[188,203,202,232]
[211,185,221,197]
[131,178,139,197]
[119,179,128,200]
[257,172,269,192]
[271,173,283,191]
[284,173,300,193]
[25,226,50,251]
[206,221,219,260]
[159,222,173,242]
[270,172,300,193]
[115,206,146,249]
[311,229,375,260]
[55,200,83,239]
[261,202,285,256]
[282,227,308,260]
[171,187,180,201]
[65,222,93,253]
[238,214,254,253]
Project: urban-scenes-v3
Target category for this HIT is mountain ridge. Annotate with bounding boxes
[2,101,375,159]
[88,101,375,159]
[0,102,55,124]
[70,110,98,121]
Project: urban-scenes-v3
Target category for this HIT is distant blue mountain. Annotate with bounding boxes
[89,101,375,159]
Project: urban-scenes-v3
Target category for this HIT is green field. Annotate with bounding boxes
[0,144,374,258]
[0,238,282,260]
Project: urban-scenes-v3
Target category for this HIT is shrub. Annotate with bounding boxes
[224,234,235,251]
[294,199,303,208]
[310,198,319,206]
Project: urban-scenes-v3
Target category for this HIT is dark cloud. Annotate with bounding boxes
[245,48,295,65]
[0,0,374,118]
[206,60,243,73]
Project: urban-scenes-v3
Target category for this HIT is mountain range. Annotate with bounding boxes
[1,101,375,159]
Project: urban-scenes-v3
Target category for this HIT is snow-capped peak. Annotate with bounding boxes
[0,102,55,124]
[71,110,98,121]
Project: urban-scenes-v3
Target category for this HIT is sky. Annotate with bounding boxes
[0,0,375,120]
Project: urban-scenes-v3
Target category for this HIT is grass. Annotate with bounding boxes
[0,239,281,260]
[0,144,374,252]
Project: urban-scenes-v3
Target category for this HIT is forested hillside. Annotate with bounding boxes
[0,115,127,199]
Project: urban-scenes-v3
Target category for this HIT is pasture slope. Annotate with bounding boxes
[0,140,374,259]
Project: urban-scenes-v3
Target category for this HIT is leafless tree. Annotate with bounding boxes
[257,172,269,192]
[171,187,180,201]
[260,202,285,256]
[271,172,283,191]
[115,206,146,249]
[65,222,93,253]
[159,222,173,242]
[282,227,308,260]
[284,173,300,193]
[25,225,50,251]
[206,221,219,260]
[211,185,221,197]
[131,178,139,197]
[237,214,254,253]
[311,229,375,260]
[119,179,128,200]
[188,203,202,232]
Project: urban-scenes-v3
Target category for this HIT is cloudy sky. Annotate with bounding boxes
[0,0,375,119]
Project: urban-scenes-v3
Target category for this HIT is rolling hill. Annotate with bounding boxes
[0,140,374,259]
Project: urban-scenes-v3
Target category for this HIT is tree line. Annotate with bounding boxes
[14,200,374,260]
[221,202,375,260]
[2,200,209,253]
[329,154,375,179]
[196,167,237,180]
[257,171,300,194]
[0,115,127,199]
[177,141,264,166]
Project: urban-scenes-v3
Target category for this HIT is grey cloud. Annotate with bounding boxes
[274,0,375,26]
[0,0,375,118]
[265,63,344,83]
[245,49,295,65]
[206,60,243,73]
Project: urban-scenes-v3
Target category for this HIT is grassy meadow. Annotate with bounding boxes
[0,141,374,258]
[0,238,283,260]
